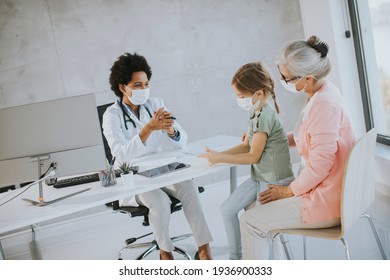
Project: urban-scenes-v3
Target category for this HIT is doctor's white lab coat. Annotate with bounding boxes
[102,97,189,206]
[102,96,188,167]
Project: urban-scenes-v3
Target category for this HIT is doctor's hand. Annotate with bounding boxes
[161,111,176,135]
[146,108,174,131]
[198,146,221,165]
[258,184,294,204]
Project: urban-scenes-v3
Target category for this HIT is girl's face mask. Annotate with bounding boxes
[236,95,261,111]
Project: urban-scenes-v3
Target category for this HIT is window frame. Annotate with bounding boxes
[348,0,390,145]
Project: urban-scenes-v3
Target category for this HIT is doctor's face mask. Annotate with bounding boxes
[125,86,150,105]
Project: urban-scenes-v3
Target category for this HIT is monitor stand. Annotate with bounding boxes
[22,155,90,206]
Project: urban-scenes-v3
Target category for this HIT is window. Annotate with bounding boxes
[348,0,390,145]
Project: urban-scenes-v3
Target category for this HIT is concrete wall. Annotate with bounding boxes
[0,0,306,190]
[0,0,305,144]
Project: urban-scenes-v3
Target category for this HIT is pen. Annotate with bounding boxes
[106,165,115,185]
[110,156,116,166]
[167,116,176,120]
[106,168,111,185]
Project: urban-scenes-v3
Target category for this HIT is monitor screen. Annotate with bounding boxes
[0,93,107,187]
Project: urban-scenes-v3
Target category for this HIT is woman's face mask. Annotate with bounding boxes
[280,76,306,93]
[125,86,150,105]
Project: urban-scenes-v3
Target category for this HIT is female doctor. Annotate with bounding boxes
[102,52,213,260]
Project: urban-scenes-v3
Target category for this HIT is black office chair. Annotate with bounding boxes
[108,186,204,260]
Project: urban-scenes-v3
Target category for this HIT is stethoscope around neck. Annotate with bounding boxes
[119,99,152,130]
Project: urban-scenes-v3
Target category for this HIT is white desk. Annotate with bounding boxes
[0,135,240,259]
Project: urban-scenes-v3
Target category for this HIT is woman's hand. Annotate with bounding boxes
[258,184,294,204]
[198,146,221,165]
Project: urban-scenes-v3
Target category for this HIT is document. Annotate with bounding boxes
[184,135,241,155]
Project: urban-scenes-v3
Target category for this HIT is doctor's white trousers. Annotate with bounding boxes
[135,179,213,253]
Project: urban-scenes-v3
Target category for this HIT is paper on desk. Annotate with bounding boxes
[184,145,234,156]
[184,135,241,155]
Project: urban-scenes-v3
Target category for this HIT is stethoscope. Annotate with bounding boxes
[119,100,152,130]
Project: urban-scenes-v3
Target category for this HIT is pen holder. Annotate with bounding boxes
[98,168,117,187]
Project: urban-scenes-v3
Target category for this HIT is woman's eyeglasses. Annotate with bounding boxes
[277,65,301,84]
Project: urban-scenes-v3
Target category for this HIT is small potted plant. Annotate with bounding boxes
[118,162,138,186]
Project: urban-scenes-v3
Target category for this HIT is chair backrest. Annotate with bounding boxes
[341,128,377,234]
[97,102,115,163]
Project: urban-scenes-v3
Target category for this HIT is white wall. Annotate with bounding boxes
[299,0,390,258]
[299,0,390,198]
[299,0,366,136]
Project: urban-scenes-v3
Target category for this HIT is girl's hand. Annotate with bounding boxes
[241,132,247,142]
[258,184,293,204]
[198,146,220,165]
[204,145,217,154]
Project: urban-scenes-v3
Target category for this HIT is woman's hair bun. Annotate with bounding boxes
[307,35,329,58]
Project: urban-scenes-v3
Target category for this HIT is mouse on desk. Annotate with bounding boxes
[175,163,186,170]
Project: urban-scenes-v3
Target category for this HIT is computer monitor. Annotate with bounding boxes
[0,93,107,189]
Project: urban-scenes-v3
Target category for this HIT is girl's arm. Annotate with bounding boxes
[219,132,251,155]
[199,132,267,165]
[202,132,250,155]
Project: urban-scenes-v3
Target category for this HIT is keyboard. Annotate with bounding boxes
[53,170,121,189]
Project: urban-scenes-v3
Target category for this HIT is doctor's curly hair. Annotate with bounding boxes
[109,52,152,98]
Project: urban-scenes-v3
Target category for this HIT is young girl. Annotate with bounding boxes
[199,62,294,260]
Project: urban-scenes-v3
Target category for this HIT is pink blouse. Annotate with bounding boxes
[290,80,356,224]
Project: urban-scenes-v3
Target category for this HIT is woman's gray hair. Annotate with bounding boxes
[276,35,331,80]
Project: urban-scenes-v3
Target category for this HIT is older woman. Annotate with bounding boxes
[239,35,356,259]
